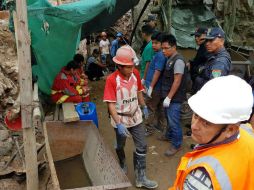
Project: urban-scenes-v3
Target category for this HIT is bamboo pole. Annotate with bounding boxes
[13,0,38,189]
[228,0,237,40]
[130,0,151,44]
[168,0,172,33]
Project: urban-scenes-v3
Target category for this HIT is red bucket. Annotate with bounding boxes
[4,112,22,131]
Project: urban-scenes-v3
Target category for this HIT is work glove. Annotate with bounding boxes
[163,97,171,108]
[141,78,145,85]
[116,123,130,137]
[147,86,153,98]
[134,57,139,66]
[142,105,149,119]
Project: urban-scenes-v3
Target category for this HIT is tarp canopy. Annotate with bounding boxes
[171,5,216,48]
[28,0,139,95]
[81,0,139,38]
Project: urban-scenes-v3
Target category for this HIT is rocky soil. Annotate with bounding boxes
[0,10,19,161]
[232,2,254,47]
[0,11,19,115]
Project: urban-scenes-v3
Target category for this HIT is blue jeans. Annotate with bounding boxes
[164,103,182,149]
[101,54,107,64]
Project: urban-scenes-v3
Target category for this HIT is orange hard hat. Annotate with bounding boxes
[113,46,134,66]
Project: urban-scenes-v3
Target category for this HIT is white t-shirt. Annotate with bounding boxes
[99,39,110,55]
[77,38,87,57]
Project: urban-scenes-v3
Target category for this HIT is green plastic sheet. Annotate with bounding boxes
[28,0,139,95]
[171,5,217,48]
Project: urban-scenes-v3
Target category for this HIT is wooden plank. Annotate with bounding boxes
[45,114,54,121]
[33,82,42,132]
[53,104,60,121]
[59,106,64,121]
[44,121,131,190]
[82,122,131,189]
[13,0,39,188]
[43,122,61,190]
[165,0,172,33]
[62,103,79,123]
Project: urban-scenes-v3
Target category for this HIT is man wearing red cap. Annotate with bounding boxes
[103,46,158,189]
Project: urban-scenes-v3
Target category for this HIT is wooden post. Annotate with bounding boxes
[130,0,151,44]
[223,0,236,41]
[33,82,42,131]
[228,0,237,40]
[165,0,172,33]
[56,0,62,5]
[168,0,172,33]
[13,0,39,189]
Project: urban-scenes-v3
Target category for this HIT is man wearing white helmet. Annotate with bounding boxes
[169,75,254,190]
[103,46,158,189]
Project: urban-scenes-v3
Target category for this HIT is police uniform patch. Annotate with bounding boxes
[212,70,222,78]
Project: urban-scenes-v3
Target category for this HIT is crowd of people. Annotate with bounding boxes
[50,19,254,189]
[102,23,254,190]
[50,31,129,104]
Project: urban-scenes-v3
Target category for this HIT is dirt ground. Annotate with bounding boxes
[0,78,194,190]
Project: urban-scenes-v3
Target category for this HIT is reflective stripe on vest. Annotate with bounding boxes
[76,85,83,95]
[80,79,85,86]
[170,128,254,190]
[51,90,61,95]
[56,95,69,104]
[188,156,232,190]
[240,124,254,138]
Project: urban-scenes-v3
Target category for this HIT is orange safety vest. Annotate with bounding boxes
[169,125,254,190]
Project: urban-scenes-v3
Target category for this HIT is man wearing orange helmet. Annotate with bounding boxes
[103,46,158,189]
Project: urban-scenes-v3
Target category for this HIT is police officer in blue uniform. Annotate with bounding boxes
[194,27,231,91]
[190,27,210,94]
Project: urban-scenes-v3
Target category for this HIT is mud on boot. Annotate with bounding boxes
[116,148,128,174]
[133,152,158,189]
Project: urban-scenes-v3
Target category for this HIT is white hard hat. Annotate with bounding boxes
[188,75,253,124]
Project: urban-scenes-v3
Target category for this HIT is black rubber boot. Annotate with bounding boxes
[116,148,127,174]
[133,152,158,189]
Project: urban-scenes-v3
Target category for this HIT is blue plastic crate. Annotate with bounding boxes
[75,102,99,128]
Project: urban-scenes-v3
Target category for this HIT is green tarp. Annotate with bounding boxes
[171,5,216,48]
[28,0,139,95]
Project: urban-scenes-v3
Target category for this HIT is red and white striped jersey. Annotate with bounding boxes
[103,69,144,128]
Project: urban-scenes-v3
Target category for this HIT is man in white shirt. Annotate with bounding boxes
[99,31,110,65]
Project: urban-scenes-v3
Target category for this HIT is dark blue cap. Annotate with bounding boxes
[143,14,157,22]
[205,27,225,39]
[191,27,208,36]
[116,32,123,37]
